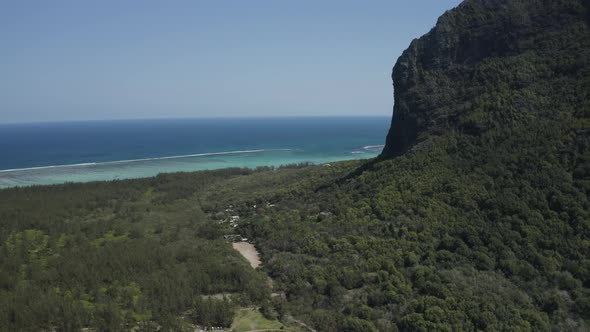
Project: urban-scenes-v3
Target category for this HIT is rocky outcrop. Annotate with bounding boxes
[381,0,590,157]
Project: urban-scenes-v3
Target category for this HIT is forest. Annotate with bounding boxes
[0,168,275,331]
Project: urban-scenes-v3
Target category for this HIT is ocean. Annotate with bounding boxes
[0,117,390,188]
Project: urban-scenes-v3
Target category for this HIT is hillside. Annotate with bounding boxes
[241,0,590,330]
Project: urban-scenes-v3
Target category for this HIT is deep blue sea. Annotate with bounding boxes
[0,117,389,188]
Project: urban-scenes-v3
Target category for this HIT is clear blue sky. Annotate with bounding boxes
[1,1,462,123]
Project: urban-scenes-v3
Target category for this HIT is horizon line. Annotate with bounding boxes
[0,114,391,125]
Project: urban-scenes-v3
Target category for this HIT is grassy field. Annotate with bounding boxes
[231,308,285,332]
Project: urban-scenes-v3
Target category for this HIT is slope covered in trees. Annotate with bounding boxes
[0,169,275,331]
[240,0,590,330]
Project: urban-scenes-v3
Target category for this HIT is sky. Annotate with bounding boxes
[0,1,462,123]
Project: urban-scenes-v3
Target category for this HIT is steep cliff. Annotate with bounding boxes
[382,0,590,157]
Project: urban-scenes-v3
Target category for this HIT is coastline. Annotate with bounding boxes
[0,117,388,189]
[0,147,382,189]
[0,148,293,173]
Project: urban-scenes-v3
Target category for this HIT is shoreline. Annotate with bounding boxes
[0,148,295,173]
[0,152,380,189]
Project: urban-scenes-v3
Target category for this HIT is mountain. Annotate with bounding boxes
[239,0,590,330]
[382,0,590,157]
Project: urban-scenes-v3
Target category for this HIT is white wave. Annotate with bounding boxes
[0,163,98,173]
[363,145,385,150]
[0,149,292,173]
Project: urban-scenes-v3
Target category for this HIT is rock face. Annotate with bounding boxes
[381,0,590,157]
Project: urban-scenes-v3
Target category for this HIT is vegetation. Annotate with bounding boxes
[231,308,285,332]
[0,168,274,331]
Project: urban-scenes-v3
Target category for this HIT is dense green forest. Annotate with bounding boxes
[0,168,278,331]
[2,0,590,331]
